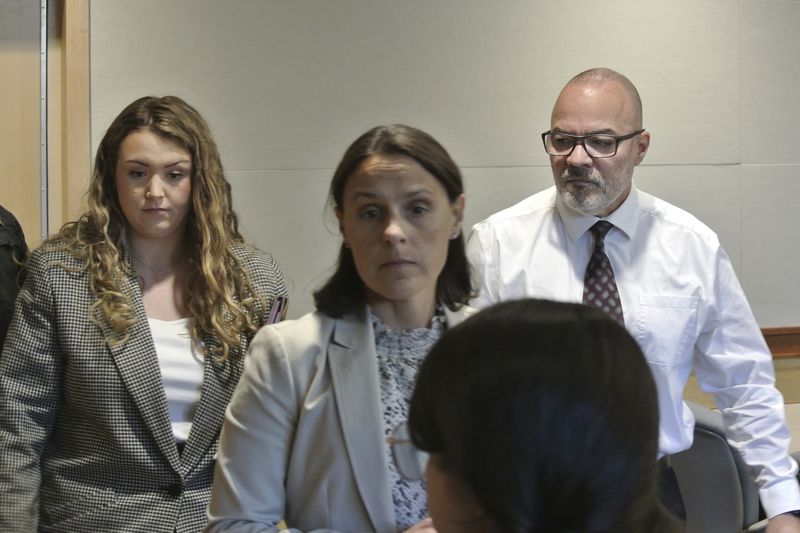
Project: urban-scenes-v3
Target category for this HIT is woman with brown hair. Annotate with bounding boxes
[207,124,473,532]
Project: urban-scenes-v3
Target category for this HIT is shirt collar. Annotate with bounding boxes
[555,184,641,243]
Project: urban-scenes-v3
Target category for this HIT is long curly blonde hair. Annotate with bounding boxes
[45,96,262,361]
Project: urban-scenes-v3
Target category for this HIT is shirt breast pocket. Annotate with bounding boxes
[634,294,699,366]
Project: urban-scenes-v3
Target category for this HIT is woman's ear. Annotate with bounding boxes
[451,194,465,239]
[335,207,344,232]
[335,207,349,246]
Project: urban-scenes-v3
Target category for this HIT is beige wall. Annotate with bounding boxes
[0,0,90,247]
[0,0,42,245]
[89,0,800,325]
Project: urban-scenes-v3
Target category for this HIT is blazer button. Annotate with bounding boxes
[163,483,183,498]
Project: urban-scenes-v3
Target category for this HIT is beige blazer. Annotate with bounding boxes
[206,305,473,533]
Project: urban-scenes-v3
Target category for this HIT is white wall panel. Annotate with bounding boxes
[91,1,740,167]
[741,164,800,326]
[228,169,338,318]
[741,1,800,164]
[90,0,800,324]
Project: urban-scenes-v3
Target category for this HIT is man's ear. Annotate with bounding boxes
[634,131,650,166]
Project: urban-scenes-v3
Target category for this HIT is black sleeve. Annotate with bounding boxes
[0,205,29,348]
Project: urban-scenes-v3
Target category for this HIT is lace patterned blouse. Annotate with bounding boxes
[371,307,445,531]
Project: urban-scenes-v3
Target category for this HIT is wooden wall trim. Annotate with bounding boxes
[43,0,90,237]
[57,0,91,228]
[763,327,800,359]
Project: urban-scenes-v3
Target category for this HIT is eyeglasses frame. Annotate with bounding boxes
[386,421,429,481]
[541,129,645,158]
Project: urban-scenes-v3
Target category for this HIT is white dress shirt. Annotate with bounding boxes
[467,184,800,517]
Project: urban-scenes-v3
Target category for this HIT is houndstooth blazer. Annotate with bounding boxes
[0,242,287,533]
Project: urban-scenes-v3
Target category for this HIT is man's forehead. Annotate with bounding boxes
[551,80,639,132]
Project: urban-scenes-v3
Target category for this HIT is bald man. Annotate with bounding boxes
[467,68,800,530]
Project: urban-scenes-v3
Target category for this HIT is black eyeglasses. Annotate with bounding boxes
[541,129,645,158]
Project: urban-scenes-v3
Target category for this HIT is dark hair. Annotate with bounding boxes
[313,124,473,317]
[409,299,680,533]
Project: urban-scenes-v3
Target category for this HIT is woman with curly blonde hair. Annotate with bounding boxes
[0,95,288,533]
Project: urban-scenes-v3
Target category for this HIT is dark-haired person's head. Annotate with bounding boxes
[313,124,473,318]
[408,298,680,533]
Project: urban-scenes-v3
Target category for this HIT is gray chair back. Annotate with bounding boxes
[670,401,761,533]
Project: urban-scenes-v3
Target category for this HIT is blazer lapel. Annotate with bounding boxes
[106,271,181,473]
[328,312,395,533]
[178,333,244,476]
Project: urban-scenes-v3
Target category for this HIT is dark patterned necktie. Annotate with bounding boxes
[583,221,624,324]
